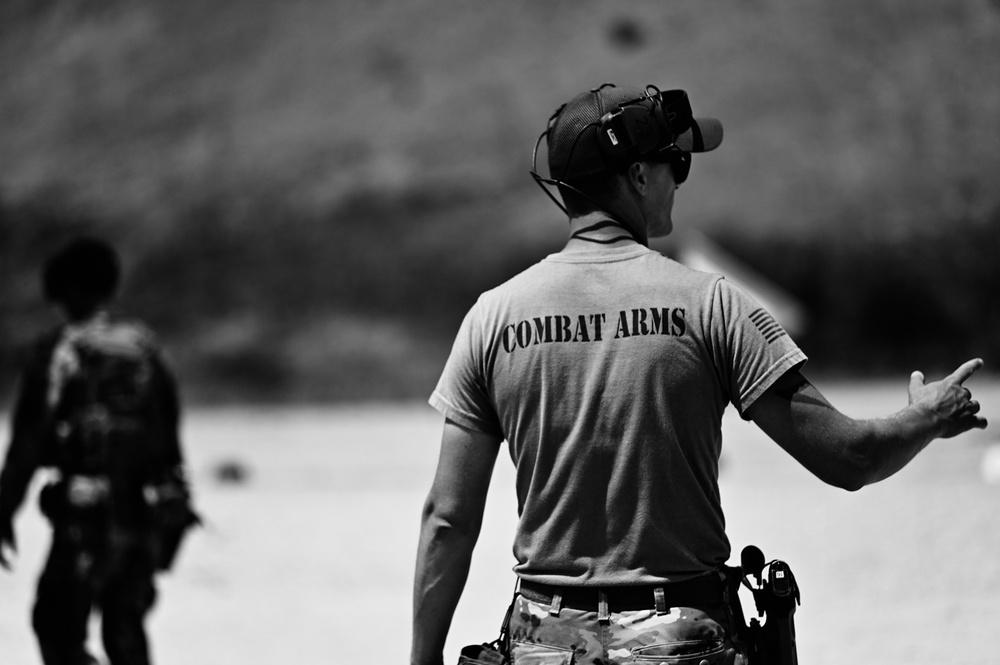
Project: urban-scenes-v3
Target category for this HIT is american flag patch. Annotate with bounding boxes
[748,309,787,344]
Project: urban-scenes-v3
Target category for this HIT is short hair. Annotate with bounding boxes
[556,170,624,217]
[42,236,121,304]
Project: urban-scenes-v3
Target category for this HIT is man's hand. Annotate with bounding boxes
[908,358,988,439]
[750,360,989,491]
[0,517,16,571]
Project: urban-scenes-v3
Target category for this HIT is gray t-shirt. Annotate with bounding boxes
[430,243,807,585]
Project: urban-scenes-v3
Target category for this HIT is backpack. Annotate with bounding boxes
[47,317,159,493]
[42,317,199,572]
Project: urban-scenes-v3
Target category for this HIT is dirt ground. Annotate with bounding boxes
[2,377,998,664]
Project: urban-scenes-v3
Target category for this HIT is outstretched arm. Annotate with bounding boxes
[747,358,987,491]
[412,418,502,665]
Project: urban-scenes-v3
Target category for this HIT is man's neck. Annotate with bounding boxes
[565,212,645,251]
[64,307,110,325]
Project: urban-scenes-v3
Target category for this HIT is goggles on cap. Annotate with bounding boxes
[595,85,694,172]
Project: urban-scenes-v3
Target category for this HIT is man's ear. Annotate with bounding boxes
[625,161,648,196]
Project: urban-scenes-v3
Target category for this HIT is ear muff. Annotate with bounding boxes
[595,98,667,171]
[595,88,695,171]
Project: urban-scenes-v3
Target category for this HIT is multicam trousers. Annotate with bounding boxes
[508,593,748,665]
[33,527,156,665]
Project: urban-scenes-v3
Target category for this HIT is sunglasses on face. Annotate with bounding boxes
[656,147,691,185]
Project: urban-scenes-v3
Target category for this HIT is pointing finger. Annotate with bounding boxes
[948,358,984,385]
[909,370,925,392]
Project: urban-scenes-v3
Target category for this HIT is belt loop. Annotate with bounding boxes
[654,586,667,615]
[598,590,610,623]
[548,592,563,617]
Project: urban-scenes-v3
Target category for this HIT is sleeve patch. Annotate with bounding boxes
[748,308,787,344]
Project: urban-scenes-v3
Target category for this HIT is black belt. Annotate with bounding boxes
[519,574,725,613]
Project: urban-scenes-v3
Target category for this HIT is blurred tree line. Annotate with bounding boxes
[3,191,997,405]
[715,211,1000,377]
[0,187,557,404]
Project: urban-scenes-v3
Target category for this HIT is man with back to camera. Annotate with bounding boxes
[0,237,199,665]
[410,83,987,665]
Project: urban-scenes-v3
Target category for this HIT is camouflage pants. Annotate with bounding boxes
[33,527,156,665]
[508,593,748,665]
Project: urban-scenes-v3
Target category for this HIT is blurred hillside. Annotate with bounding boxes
[2,0,999,404]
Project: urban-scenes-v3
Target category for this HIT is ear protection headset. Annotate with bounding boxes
[530,84,694,225]
[594,85,695,173]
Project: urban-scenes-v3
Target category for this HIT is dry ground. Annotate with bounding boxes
[2,377,999,664]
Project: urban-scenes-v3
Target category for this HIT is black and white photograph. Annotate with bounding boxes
[2,2,998,664]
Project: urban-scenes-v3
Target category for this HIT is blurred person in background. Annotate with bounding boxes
[0,237,200,665]
[410,84,987,665]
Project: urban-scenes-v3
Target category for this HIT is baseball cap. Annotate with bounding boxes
[546,84,723,181]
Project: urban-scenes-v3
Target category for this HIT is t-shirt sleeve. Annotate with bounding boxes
[709,278,808,417]
[428,300,504,438]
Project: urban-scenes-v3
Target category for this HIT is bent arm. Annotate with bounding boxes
[747,359,987,491]
[411,418,502,665]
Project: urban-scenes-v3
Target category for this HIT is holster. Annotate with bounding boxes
[725,552,800,665]
[147,483,201,572]
[723,565,756,656]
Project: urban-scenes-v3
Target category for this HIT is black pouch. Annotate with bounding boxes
[458,643,508,665]
[457,588,516,665]
[143,476,202,571]
[38,481,69,522]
